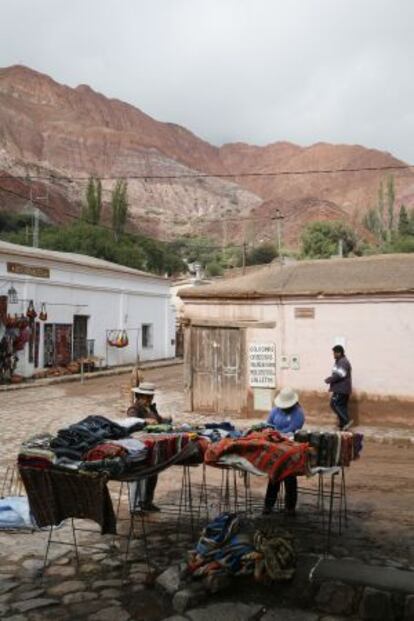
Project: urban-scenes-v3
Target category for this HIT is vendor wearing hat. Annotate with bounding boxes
[127,382,171,512]
[263,387,305,515]
[127,382,164,423]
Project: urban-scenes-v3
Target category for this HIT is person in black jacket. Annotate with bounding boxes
[325,345,353,430]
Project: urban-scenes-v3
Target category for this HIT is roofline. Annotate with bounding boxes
[180,288,414,300]
[0,242,169,283]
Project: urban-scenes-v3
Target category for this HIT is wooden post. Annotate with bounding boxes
[183,325,193,412]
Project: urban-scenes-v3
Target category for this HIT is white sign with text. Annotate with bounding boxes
[248,342,276,388]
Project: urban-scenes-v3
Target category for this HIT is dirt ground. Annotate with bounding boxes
[1,365,413,565]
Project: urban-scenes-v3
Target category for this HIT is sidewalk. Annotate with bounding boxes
[0,357,183,392]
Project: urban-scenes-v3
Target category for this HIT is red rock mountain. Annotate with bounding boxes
[1,65,413,246]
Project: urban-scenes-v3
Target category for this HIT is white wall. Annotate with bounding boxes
[1,251,175,377]
[183,296,414,399]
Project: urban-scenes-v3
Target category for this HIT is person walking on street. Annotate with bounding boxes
[263,387,305,515]
[325,345,353,430]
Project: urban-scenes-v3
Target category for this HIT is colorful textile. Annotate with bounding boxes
[19,466,116,534]
[205,430,309,482]
[188,512,296,583]
[84,443,127,462]
[188,513,256,578]
[293,430,363,467]
[138,432,193,466]
[143,424,173,434]
[253,528,296,581]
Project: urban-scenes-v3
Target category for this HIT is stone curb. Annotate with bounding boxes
[310,557,414,595]
[0,358,183,392]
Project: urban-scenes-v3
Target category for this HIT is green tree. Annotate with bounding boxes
[206,261,223,277]
[398,205,411,237]
[363,208,382,240]
[386,174,395,238]
[82,176,102,224]
[377,180,385,238]
[301,221,359,259]
[247,242,278,265]
[111,179,128,240]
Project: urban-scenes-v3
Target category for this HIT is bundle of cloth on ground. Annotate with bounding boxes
[0,496,35,530]
[188,512,296,583]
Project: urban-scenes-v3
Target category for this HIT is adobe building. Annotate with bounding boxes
[179,254,414,427]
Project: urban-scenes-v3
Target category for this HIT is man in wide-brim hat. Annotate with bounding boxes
[127,382,171,512]
[263,387,305,515]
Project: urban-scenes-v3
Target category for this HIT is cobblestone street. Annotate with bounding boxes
[0,365,413,620]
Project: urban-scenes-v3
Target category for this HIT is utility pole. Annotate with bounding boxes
[273,209,285,257]
[30,186,48,248]
[338,238,343,258]
[32,208,40,248]
[242,241,247,274]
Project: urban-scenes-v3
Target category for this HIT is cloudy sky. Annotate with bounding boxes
[1,0,413,162]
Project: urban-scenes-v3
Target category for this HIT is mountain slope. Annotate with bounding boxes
[1,65,413,246]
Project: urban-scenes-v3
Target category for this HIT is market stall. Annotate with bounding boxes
[16,417,363,571]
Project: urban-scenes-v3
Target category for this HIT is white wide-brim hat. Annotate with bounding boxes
[131,382,156,396]
[274,387,299,409]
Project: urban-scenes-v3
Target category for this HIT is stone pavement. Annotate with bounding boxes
[0,365,413,620]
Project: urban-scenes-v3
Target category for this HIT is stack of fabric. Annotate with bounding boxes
[139,432,196,467]
[188,512,296,583]
[294,430,363,468]
[18,433,56,469]
[205,429,309,481]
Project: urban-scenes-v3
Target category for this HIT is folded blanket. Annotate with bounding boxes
[205,430,309,482]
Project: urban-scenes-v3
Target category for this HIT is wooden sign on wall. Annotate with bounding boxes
[248,342,276,388]
[7,262,50,279]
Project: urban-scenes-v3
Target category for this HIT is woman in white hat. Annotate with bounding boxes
[263,387,305,515]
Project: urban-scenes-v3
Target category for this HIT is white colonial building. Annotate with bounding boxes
[0,241,176,378]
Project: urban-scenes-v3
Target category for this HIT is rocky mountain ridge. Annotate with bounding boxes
[1,65,413,246]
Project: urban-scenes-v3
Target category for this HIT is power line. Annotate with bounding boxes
[0,184,248,250]
[0,163,413,183]
[0,181,298,229]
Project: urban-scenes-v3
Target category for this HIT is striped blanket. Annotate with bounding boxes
[204,430,309,481]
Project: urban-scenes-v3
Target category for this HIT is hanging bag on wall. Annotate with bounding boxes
[39,303,48,322]
[26,300,37,320]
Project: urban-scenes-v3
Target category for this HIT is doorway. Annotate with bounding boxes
[43,324,73,367]
[190,326,245,414]
[73,315,89,359]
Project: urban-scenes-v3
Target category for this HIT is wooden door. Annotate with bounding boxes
[217,328,243,413]
[191,326,244,414]
[43,324,72,367]
[55,325,72,366]
[191,327,218,412]
[73,315,88,359]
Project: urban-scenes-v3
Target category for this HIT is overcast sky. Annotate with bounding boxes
[1,0,413,162]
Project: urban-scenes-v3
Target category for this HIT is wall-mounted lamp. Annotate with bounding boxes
[7,284,18,304]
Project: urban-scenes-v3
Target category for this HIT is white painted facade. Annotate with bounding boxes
[0,241,176,377]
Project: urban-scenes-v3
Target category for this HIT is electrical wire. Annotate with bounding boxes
[0,185,249,251]
[0,163,413,182]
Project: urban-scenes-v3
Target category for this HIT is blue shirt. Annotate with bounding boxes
[267,404,305,434]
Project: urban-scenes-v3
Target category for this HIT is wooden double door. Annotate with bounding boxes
[189,326,245,414]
